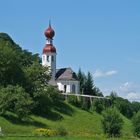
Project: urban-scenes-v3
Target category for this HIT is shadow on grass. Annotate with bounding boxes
[53,101,74,116]
[34,101,74,121]
[3,113,47,127]
[4,101,75,124]
[35,109,63,121]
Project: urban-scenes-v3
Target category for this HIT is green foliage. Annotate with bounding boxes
[92,99,111,114]
[0,33,51,120]
[108,92,140,120]
[115,97,133,118]
[67,95,81,107]
[83,72,94,96]
[0,32,50,91]
[102,108,124,137]
[0,85,32,120]
[46,86,64,103]
[57,126,68,136]
[109,92,134,118]
[131,101,140,114]
[132,111,140,137]
[92,99,105,114]
[77,69,103,110]
[33,86,64,114]
[77,68,86,94]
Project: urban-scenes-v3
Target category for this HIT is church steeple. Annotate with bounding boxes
[43,21,56,53]
[44,21,55,43]
[42,22,56,80]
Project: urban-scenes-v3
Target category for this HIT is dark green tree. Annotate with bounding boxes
[109,92,134,118]
[93,87,103,97]
[132,111,140,137]
[131,101,140,114]
[82,72,94,109]
[92,99,105,113]
[77,68,86,94]
[102,107,124,137]
[84,72,94,95]
[0,85,32,120]
[0,33,51,119]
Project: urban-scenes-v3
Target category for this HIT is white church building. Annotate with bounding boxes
[42,23,80,94]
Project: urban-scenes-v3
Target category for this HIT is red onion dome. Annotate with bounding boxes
[44,24,55,39]
[43,44,56,54]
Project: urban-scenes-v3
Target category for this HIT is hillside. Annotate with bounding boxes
[0,33,135,139]
[0,103,133,137]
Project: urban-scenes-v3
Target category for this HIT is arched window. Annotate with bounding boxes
[43,55,45,61]
[51,56,54,62]
[47,55,49,62]
[72,84,76,93]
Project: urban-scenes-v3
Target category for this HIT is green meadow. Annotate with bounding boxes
[0,104,135,139]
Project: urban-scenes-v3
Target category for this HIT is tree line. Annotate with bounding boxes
[0,33,64,120]
[75,68,140,137]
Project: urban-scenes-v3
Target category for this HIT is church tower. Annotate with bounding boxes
[42,22,56,80]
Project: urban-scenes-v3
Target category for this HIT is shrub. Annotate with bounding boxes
[0,85,32,120]
[102,107,123,137]
[67,95,81,107]
[57,126,68,136]
[92,99,105,113]
[132,111,140,137]
[34,128,57,137]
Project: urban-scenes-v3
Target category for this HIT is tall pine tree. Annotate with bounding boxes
[77,68,86,94]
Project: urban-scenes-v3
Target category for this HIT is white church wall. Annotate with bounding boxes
[57,80,79,94]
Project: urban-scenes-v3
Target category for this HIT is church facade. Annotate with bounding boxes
[42,23,80,94]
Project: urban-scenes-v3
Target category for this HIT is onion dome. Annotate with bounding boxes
[44,23,55,39]
[43,44,56,54]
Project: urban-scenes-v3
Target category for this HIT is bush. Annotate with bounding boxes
[57,126,67,136]
[132,111,140,137]
[92,99,105,113]
[0,85,32,120]
[102,107,123,137]
[67,95,81,107]
[34,128,57,137]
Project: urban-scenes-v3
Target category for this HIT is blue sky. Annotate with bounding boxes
[0,0,140,101]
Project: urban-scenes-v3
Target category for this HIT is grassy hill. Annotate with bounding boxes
[0,103,133,138]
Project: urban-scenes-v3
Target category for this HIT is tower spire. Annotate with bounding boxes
[44,21,55,40]
[49,19,51,27]
[42,22,57,80]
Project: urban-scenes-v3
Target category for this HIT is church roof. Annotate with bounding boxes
[55,68,79,81]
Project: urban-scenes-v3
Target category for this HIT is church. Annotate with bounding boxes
[42,23,80,94]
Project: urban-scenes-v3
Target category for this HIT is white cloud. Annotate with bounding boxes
[126,92,140,101]
[118,82,140,101]
[94,69,117,78]
[99,82,140,101]
[119,82,136,93]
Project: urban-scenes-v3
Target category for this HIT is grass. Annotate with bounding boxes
[0,136,138,140]
[0,102,134,138]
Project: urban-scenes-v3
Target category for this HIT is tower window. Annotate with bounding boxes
[43,55,45,61]
[52,56,54,62]
[47,55,49,62]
